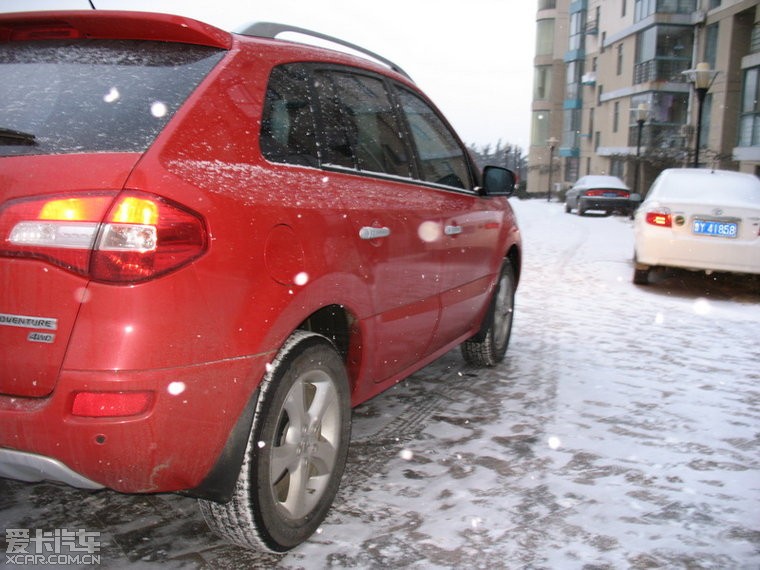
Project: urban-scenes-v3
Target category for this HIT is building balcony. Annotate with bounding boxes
[634,59,691,84]
[627,123,687,150]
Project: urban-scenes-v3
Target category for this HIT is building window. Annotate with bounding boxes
[751,23,760,55]
[566,60,584,100]
[628,91,688,148]
[704,24,719,68]
[649,92,688,125]
[569,11,586,52]
[634,25,693,84]
[533,65,553,100]
[610,158,625,177]
[739,66,760,147]
[588,107,595,137]
[635,0,696,23]
[613,101,620,133]
[539,0,557,9]
[622,0,627,17]
[562,109,582,149]
[536,19,555,56]
[617,44,624,75]
[709,0,722,8]
[565,157,579,182]
[531,111,551,147]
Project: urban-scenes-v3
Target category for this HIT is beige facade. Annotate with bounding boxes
[527,0,569,199]
[527,0,760,198]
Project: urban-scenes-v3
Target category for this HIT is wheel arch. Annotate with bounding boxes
[471,251,518,344]
[187,303,362,503]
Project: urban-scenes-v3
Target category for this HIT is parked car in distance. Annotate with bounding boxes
[633,168,760,285]
[0,11,521,553]
[565,175,639,216]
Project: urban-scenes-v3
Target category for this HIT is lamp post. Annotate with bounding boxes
[633,103,648,196]
[683,62,719,168]
[546,136,558,202]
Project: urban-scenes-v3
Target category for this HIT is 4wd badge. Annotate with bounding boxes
[27,332,56,344]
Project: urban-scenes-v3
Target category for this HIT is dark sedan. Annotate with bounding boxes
[565,175,639,216]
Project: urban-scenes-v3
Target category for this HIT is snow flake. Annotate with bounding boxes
[417,221,441,243]
[693,297,712,316]
[150,101,168,118]
[103,87,120,103]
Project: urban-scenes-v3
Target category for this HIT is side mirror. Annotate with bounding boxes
[482,166,516,196]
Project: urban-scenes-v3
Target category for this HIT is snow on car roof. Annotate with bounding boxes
[571,175,629,190]
[648,168,760,205]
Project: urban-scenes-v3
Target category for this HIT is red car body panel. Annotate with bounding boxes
[1,154,141,398]
[0,11,521,495]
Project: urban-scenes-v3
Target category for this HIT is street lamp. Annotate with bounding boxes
[546,136,559,202]
[633,103,648,196]
[683,62,719,168]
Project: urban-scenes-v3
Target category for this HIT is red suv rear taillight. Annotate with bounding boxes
[0,191,207,283]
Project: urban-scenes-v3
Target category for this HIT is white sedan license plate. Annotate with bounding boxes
[692,219,738,238]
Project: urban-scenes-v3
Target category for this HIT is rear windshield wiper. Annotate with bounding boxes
[0,127,37,145]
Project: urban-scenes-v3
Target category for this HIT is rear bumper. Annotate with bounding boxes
[636,233,760,275]
[0,448,103,489]
[0,354,268,494]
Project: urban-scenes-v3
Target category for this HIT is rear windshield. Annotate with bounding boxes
[0,40,225,157]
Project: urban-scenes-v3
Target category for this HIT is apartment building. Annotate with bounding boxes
[527,0,760,198]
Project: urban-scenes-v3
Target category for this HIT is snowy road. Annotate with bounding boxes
[2,199,759,569]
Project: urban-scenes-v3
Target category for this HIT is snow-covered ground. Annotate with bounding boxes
[1,199,759,569]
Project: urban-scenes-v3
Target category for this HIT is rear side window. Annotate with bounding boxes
[260,65,319,167]
[316,71,412,177]
[0,40,224,157]
[396,87,473,190]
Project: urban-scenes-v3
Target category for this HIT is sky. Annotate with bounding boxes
[0,0,536,149]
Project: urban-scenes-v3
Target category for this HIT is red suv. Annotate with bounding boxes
[0,11,521,552]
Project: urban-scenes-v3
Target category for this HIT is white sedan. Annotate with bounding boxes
[633,168,760,285]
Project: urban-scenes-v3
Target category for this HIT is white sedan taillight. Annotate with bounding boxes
[0,191,207,283]
[645,208,672,228]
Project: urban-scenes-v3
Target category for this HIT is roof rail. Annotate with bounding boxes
[237,21,413,81]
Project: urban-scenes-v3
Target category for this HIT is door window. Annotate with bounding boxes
[316,71,412,177]
[396,88,473,190]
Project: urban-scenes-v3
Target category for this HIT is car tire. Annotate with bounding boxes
[633,267,650,285]
[577,205,586,216]
[461,259,516,367]
[565,202,571,213]
[199,330,351,552]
